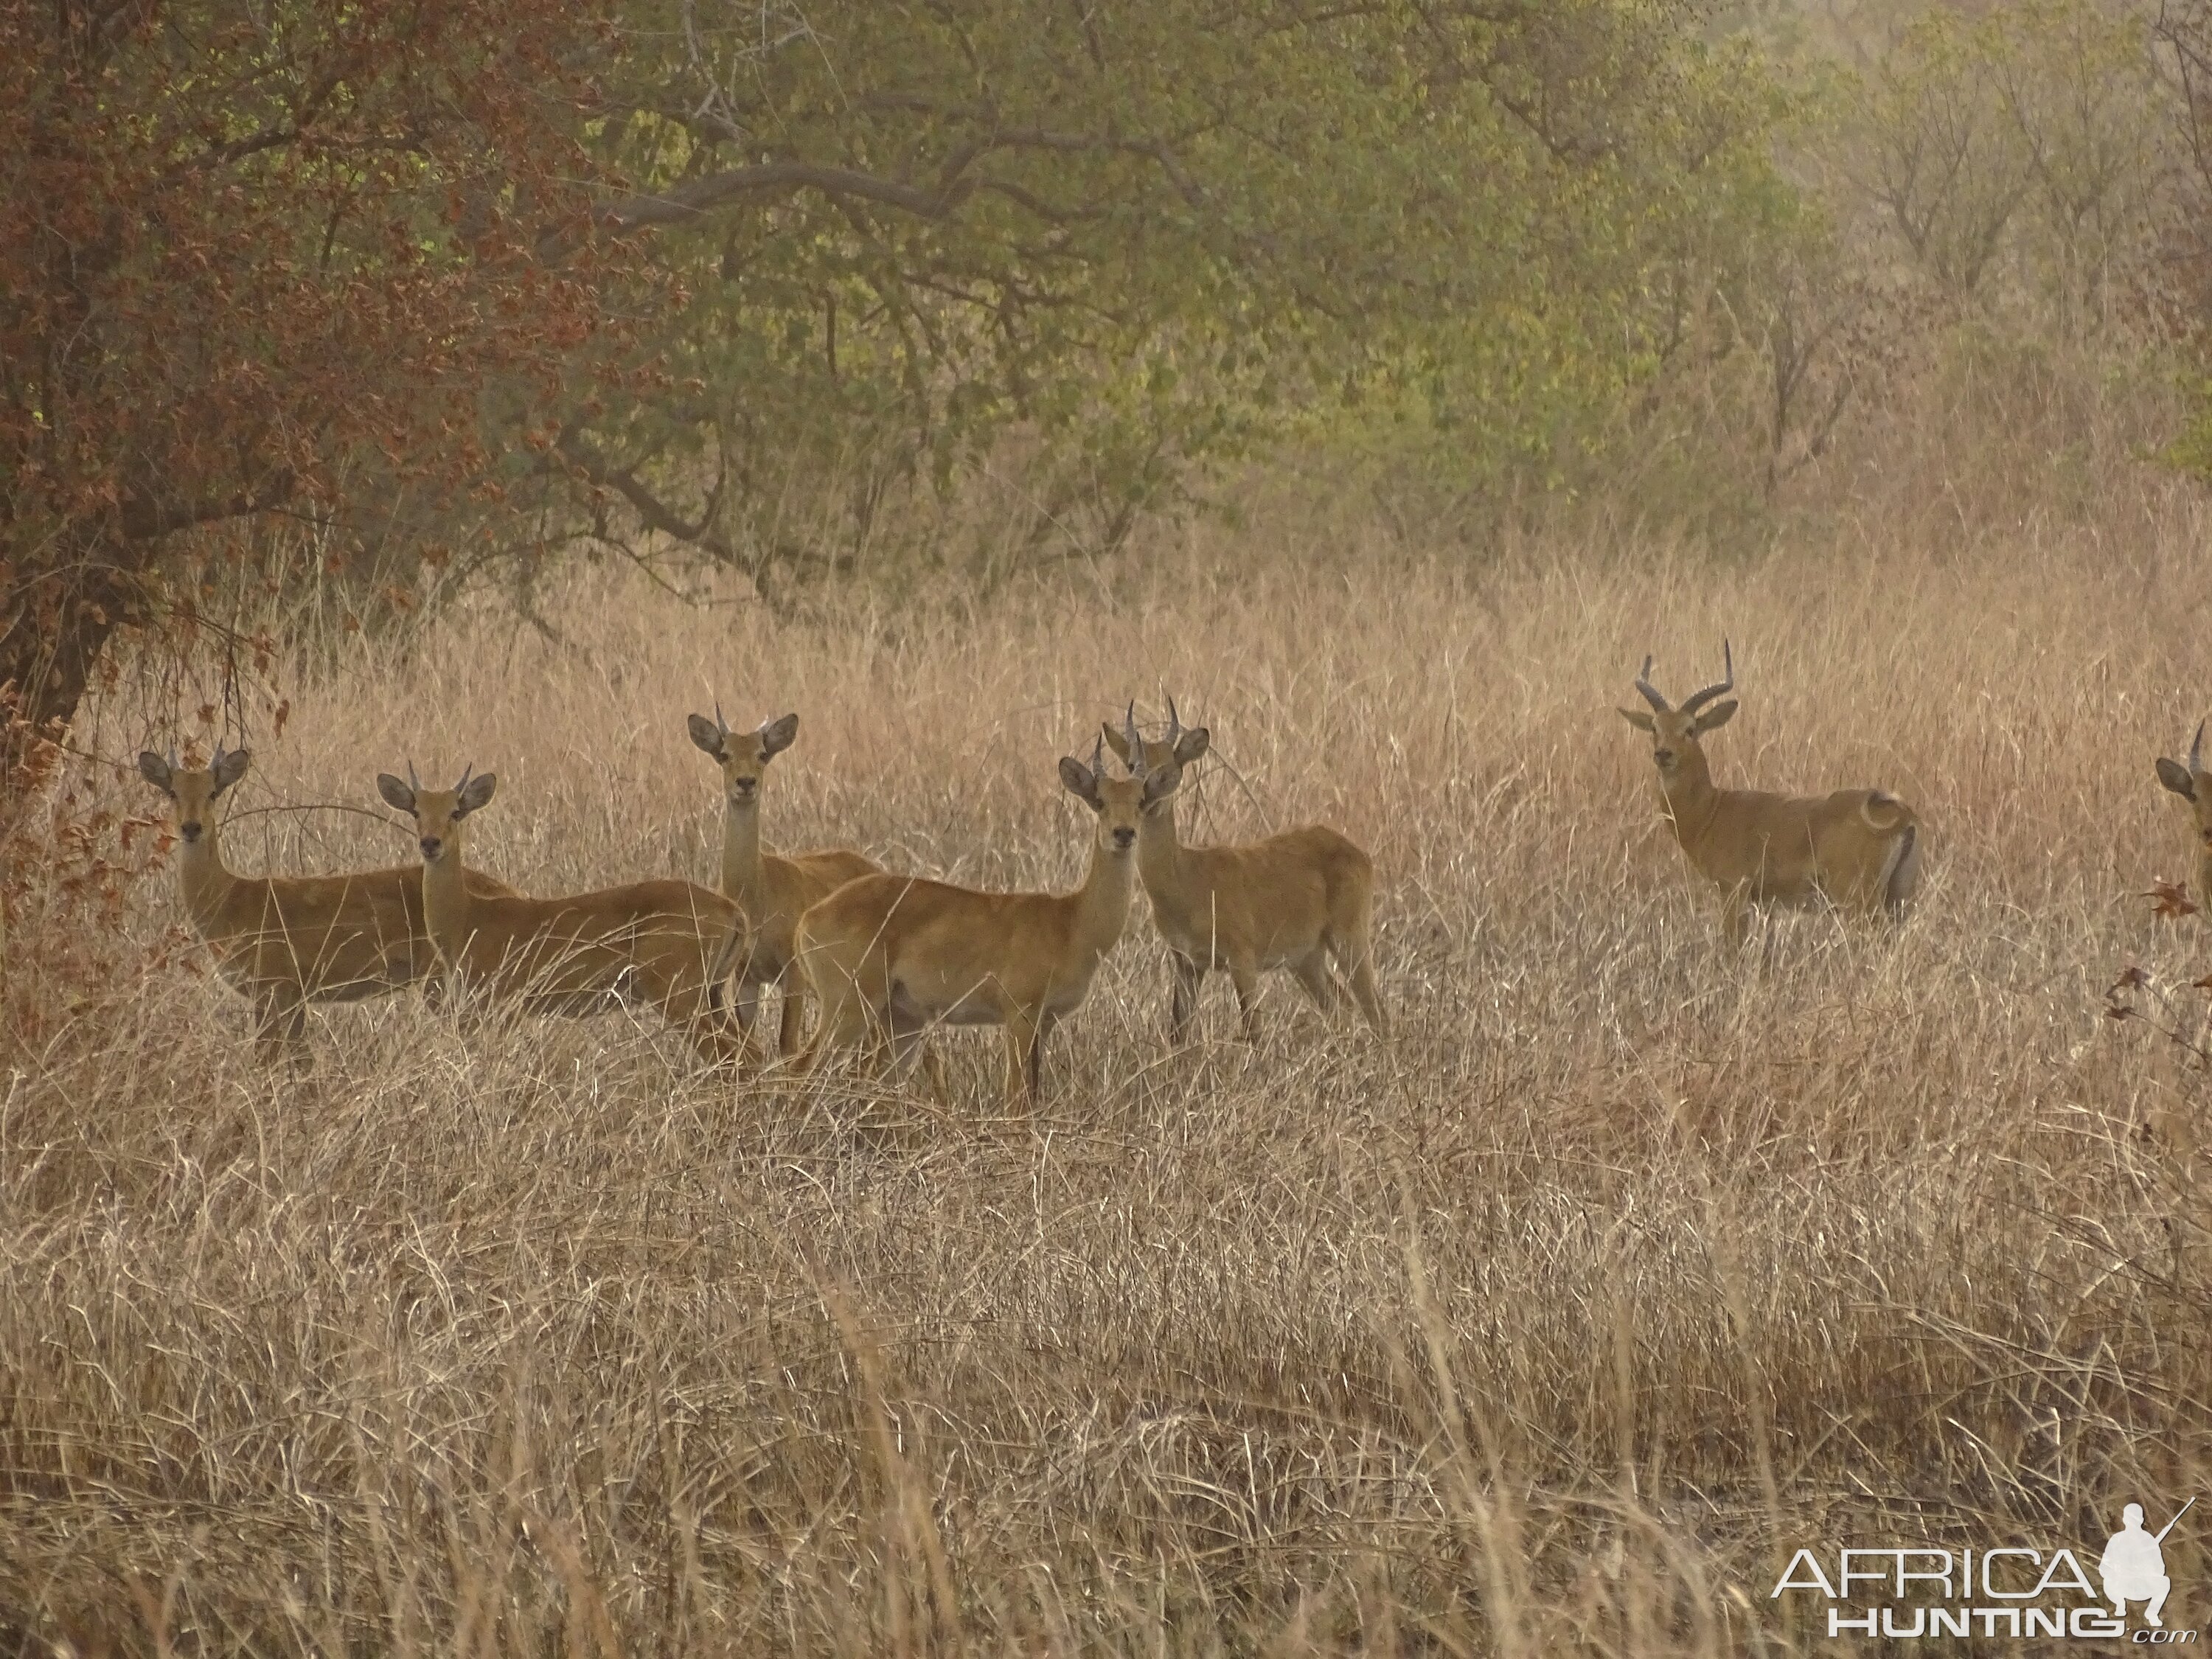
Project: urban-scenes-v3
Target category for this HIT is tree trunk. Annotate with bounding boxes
[1,553,129,786]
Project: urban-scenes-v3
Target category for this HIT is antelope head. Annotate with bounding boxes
[378,762,498,866]
[138,743,251,844]
[1618,642,1738,778]
[686,703,799,807]
[2156,720,2212,854]
[1060,714,1174,855]
[1100,695,1210,813]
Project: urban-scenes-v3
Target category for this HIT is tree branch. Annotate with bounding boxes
[590,159,980,234]
[117,470,297,542]
[571,128,1214,248]
[553,428,740,563]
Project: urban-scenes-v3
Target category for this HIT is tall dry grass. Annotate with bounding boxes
[2,440,2208,1652]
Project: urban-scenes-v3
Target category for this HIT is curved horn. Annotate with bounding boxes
[1632,655,1669,712]
[2193,719,2205,775]
[714,698,730,738]
[167,744,180,773]
[1164,694,1182,749]
[407,758,422,793]
[1680,639,1736,716]
[455,762,473,795]
[1124,701,1147,776]
[1089,731,1105,780]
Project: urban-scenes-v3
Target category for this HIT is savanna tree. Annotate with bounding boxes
[0,0,616,770]
[2,0,1793,768]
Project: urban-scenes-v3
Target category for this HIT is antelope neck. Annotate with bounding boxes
[418,838,476,958]
[719,791,769,911]
[1135,794,1189,895]
[1071,833,1138,964]
[174,815,239,930]
[1658,747,1722,843]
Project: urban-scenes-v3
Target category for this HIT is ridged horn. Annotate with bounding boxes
[1680,639,1736,716]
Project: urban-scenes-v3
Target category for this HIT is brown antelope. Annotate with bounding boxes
[1102,700,1386,1043]
[375,764,749,1065]
[685,706,880,1057]
[139,745,519,1058]
[793,732,1164,1111]
[2154,720,2212,904]
[1618,642,1921,941]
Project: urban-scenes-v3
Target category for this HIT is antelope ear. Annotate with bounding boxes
[1142,762,1183,805]
[1618,707,1656,733]
[1058,756,1103,809]
[1692,700,1737,734]
[138,751,175,793]
[686,713,726,759]
[1100,722,1133,763]
[1174,726,1211,765]
[759,712,799,757]
[456,772,498,815]
[2157,757,2198,801]
[376,773,417,815]
[211,747,251,794]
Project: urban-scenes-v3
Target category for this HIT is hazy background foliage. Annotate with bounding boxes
[15,0,2212,737]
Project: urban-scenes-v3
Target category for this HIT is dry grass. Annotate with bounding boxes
[3,463,2209,1653]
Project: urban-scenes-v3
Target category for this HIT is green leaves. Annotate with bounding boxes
[557,0,1793,572]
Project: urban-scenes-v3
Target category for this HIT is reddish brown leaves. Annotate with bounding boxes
[2146,879,2200,921]
[0,0,622,736]
[2106,964,2150,1020]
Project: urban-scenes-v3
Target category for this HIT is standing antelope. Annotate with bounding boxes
[793,731,1164,1112]
[375,764,749,1065]
[1618,642,1921,941]
[1102,700,1386,1043]
[2154,720,2212,903]
[139,745,519,1059]
[685,706,880,1057]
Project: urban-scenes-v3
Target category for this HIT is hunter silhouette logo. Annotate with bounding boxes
[2104,1500,2192,1630]
[1772,1495,2199,1641]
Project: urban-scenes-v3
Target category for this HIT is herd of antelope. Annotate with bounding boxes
[133,641,2202,1108]
[137,693,1385,1107]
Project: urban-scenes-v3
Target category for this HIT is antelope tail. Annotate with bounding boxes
[1879,824,1921,916]
[1860,790,1913,832]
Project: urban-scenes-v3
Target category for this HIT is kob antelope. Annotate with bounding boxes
[1618,643,1921,940]
[1102,700,1386,1042]
[2154,720,2212,902]
[686,706,880,1057]
[793,732,1164,1110]
[139,745,518,1058]
[375,765,748,1064]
